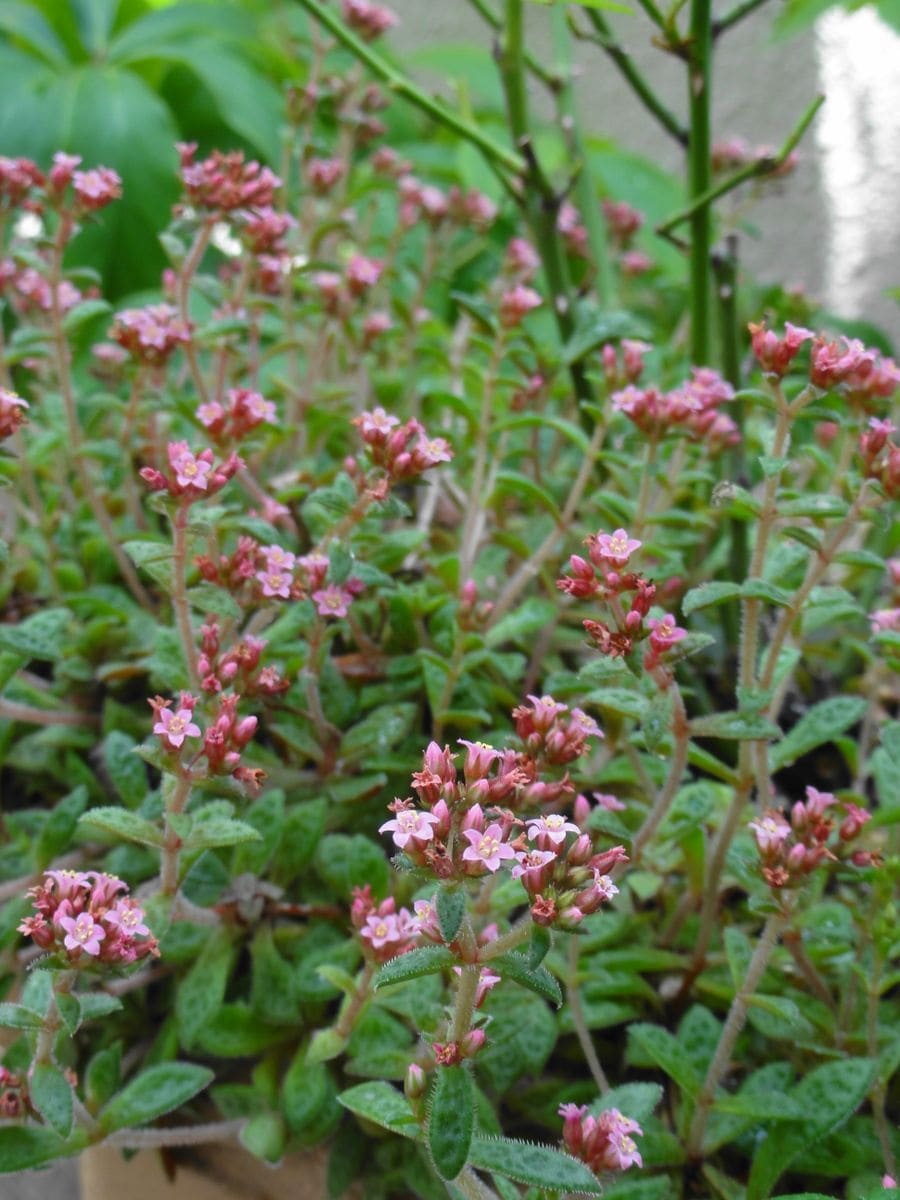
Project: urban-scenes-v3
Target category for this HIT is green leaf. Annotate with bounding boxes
[0,2,67,66]
[307,1027,348,1064]
[78,806,162,847]
[592,1082,663,1126]
[741,578,792,607]
[56,991,81,1036]
[282,1049,336,1136]
[0,1001,44,1029]
[250,927,298,1026]
[337,1081,419,1139]
[528,925,552,970]
[486,597,559,648]
[690,712,782,741]
[492,952,563,1008]
[374,946,454,990]
[36,784,88,868]
[746,1058,875,1200]
[436,888,465,944]
[769,696,867,771]
[477,990,557,1093]
[724,926,753,990]
[0,1126,68,1171]
[100,1062,215,1132]
[627,1023,700,1095]
[683,581,742,616]
[341,703,416,758]
[467,1136,603,1194]
[78,992,123,1024]
[176,928,235,1048]
[492,412,592,456]
[101,731,147,808]
[61,297,112,334]
[563,308,649,365]
[429,1066,474,1181]
[0,607,71,661]
[183,815,262,851]
[239,1112,286,1164]
[31,1063,73,1138]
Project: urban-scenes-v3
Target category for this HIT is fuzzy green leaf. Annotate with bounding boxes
[375,946,454,990]
[337,1081,419,1139]
[436,888,466,944]
[99,1062,214,1132]
[627,1023,701,1095]
[31,1064,73,1138]
[492,951,563,1008]
[682,581,741,616]
[769,696,867,771]
[78,806,162,847]
[428,1066,474,1181]
[690,712,782,741]
[467,1136,603,1194]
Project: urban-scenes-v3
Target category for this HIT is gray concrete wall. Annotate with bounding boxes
[390,0,900,342]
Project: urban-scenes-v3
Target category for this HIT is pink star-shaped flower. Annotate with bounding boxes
[153,706,201,749]
[59,912,105,956]
[378,808,440,849]
[461,823,516,873]
[526,814,581,846]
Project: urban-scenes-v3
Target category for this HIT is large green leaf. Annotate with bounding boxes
[0,1,67,66]
[99,1062,214,1133]
[106,2,254,61]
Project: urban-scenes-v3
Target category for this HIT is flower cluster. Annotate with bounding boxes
[750,321,900,409]
[859,417,900,499]
[351,886,418,963]
[378,707,624,929]
[110,304,191,366]
[2,263,82,316]
[197,619,288,697]
[0,155,43,212]
[353,408,452,481]
[558,529,686,671]
[601,339,652,390]
[749,786,874,889]
[140,440,242,501]
[197,388,277,443]
[869,559,900,636]
[559,1104,643,1174]
[150,692,263,791]
[0,388,27,439]
[18,870,159,966]
[711,137,798,178]
[0,1065,27,1118]
[612,367,737,449]
[341,0,398,39]
[177,144,281,214]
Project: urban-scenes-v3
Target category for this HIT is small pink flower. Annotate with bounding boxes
[313,584,353,619]
[197,401,225,428]
[569,709,603,739]
[461,823,516,872]
[354,406,400,441]
[592,528,642,567]
[105,899,150,938]
[526,814,580,846]
[379,808,440,849]
[647,613,687,650]
[749,812,791,853]
[360,912,400,949]
[458,740,499,781]
[594,792,626,812]
[58,912,105,957]
[589,871,619,902]
[871,607,900,634]
[153,706,201,749]
[261,544,296,572]
[171,446,212,491]
[499,284,542,328]
[256,569,292,599]
[510,848,557,881]
[45,869,91,899]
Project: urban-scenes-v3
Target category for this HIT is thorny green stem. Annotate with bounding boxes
[658,95,825,238]
[686,909,787,1156]
[579,9,688,145]
[687,0,713,364]
[465,0,559,89]
[296,0,524,177]
[498,0,595,417]
[49,223,153,610]
[713,0,776,37]
[161,774,193,897]
[171,501,200,691]
[567,936,610,1094]
[632,681,689,859]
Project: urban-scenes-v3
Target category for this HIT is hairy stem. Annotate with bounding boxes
[161,774,192,896]
[171,502,200,690]
[105,1119,246,1149]
[567,936,610,1093]
[632,682,689,858]
[686,909,786,1156]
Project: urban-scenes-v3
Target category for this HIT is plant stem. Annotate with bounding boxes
[465,0,559,89]
[687,0,713,364]
[580,10,687,145]
[335,962,375,1039]
[632,682,689,858]
[451,962,481,1044]
[480,913,532,960]
[161,774,192,896]
[171,502,200,690]
[178,221,215,407]
[106,1119,246,1149]
[0,697,97,727]
[686,909,786,1156]
[48,226,153,610]
[566,936,610,1093]
[713,0,775,37]
[456,1168,501,1200]
[296,0,523,177]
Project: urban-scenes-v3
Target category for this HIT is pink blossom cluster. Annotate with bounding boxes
[177,143,281,214]
[558,201,589,258]
[0,1065,27,1118]
[560,1103,643,1174]
[504,237,541,282]
[353,407,452,481]
[869,558,900,635]
[611,367,738,449]
[150,691,264,792]
[0,155,44,211]
[110,304,191,366]
[602,199,644,247]
[197,388,277,443]
[197,620,288,697]
[558,528,686,669]
[512,694,603,765]
[377,714,625,929]
[810,336,900,404]
[601,339,652,390]
[351,886,418,963]
[140,440,242,501]
[749,786,875,888]
[239,205,296,254]
[18,870,159,966]
[311,255,384,317]
[1,262,82,316]
[0,388,28,439]
[41,152,122,214]
[748,320,814,378]
[499,284,542,329]
[342,0,398,39]
[859,417,900,498]
[712,137,798,178]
